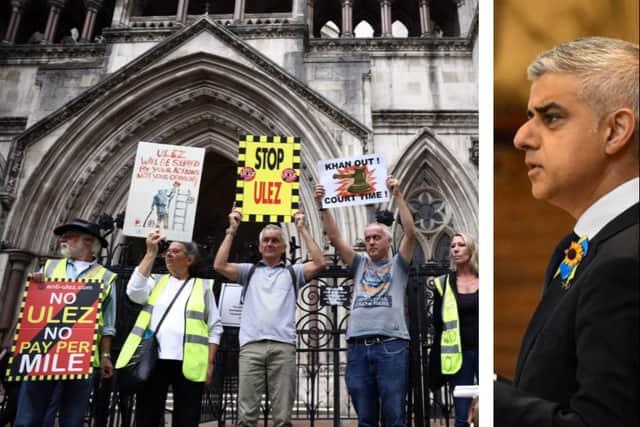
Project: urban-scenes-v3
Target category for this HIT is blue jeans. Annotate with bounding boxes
[15,378,92,427]
[345,338,409,427]
[448,350,478,427]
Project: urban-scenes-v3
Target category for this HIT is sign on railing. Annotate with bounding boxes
[319,286,351,307]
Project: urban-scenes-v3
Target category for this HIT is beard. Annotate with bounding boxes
[60,240,84,258]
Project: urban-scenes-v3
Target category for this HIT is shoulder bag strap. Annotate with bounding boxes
[241,264,298,303]
[152,277,192,336]
[287,265,298,300]
[240,264,258,304]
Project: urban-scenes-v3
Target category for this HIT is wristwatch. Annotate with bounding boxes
[102,353,111,359]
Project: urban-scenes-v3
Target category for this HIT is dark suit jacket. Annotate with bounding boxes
[495,203,640,426]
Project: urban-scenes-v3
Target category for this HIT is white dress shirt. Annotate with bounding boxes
[574,177,639,239]
[127,267,223,360]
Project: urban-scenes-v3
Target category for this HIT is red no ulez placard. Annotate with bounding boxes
[5,278,103,381]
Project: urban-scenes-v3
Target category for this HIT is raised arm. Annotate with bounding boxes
[213,203,241,282]
[314,184,356,266]
[294,210,327,282]
[138,228,164,278]
[388,175,416,265]
[126,230,162,304]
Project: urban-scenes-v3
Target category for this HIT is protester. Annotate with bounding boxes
[314,175,416,426]
[432,232,479,427]
[214,208,326,426]
[116,230,223,427]
[14,218,117,427]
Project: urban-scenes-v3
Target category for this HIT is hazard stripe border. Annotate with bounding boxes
[235,134,301,223]
[4,278,104,382]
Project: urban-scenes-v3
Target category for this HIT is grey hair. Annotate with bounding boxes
[180,241,200,260]
[80,233,101,257]
[365,223,393,240]
[259,224,285,243]
[527,37,639,122]
[449,232,479,276]
[91,239,101,257]
[176,241,201,276]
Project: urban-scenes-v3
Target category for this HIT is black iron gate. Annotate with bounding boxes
[82,234,455,427]
[0,241,454,426]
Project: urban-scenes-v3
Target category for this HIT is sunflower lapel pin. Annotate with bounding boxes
[555,235,589,289]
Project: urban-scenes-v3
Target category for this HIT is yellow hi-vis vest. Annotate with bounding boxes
[44,258,117,367]
[115,275,211,382]
[434,274,462,375]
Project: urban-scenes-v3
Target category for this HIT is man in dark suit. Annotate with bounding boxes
[494,37,639,426]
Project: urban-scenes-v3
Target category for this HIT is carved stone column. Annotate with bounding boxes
[379,0,392,38]
[292,0,305,21]
[43,0,68,43]
[306,0,314,37]
[176,0,188,24]
[3,0,27,44]
[80,0,103,42]
[340,0,353,37]
[419,0,432,36]
[0,250,33,337]
[233,0,246,22]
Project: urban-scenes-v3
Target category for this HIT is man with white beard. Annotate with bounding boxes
[14,218,117,427]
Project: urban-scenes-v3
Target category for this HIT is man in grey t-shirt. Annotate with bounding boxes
[315,176,416,427]
[214,207,326,427]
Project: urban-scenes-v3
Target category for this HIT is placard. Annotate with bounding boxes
[123,142,205,241]
[218,283,243,327]
[235,135,300,223]
[5,279,103,381]
[317,154,389,208]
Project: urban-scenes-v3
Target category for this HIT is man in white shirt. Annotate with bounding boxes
[494,37,639,426]
[214,209,326,427]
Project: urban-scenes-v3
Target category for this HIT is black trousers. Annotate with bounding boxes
[135,359,204,427]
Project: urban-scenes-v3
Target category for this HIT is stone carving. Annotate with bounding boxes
[373,110,478,129]
[307,37,472,55]
[407,185,452,236]
[3,18,370,196]
[0,44,107,64]
[469,137,478,166]
[0,117,27,131]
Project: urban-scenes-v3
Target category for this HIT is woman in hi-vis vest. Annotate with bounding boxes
[117,229,223,427]
[432,232,479,427]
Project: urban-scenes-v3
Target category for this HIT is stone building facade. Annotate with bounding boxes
[0,0,477,348]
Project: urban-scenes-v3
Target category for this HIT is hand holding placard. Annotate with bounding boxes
[27,271,44,285]
[145,228,165,256]
[314,185,326,209]
[386,175,401,197]
[227,202,242,235]
[293,209,306,232]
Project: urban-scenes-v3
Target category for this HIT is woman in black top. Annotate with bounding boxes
[432,232,479,427]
